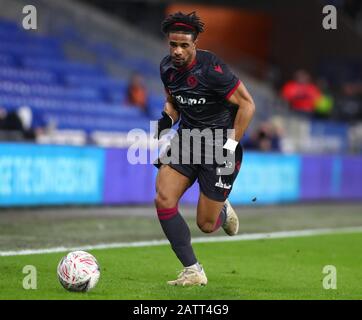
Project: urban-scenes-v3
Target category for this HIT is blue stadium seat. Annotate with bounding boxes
[0,19,21,32]
[42,111,150,132]
[105,89,127,104]
[0,16,162,134]
[0,54,14,67]
[147,94,165,119]
[0,94,145,118]
[0,67,57,84]
[86,41,124,61]
[0,41,62,56]
[0,81,103,101]
[0,32,60,48]
[119,57,159,77]
[21,58,105,76]
[64,75,127,90]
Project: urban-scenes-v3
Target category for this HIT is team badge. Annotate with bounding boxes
[214,65,223,73]
[186,75,198,88]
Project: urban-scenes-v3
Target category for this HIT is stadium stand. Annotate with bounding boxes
[0,0,360,154]
[0,0,276,137]
[0,6,155,142]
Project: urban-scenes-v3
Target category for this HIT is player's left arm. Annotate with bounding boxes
[206,55,255,147]
[227,81,256,143]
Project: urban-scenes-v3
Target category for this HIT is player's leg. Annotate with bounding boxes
[197,193,239,235]
[196,192,227,233]
[155,164,191,209]
[155,164,194,266]
[155,164,206,285]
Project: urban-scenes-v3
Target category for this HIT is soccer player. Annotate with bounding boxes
[154,12,255,286]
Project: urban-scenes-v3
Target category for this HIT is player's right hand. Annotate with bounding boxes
[154,111,174,139]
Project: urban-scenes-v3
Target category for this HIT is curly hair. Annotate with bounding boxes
[161,11,205,40]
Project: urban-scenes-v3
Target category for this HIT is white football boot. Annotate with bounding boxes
[222,199,239,236]
[167,265,208,286]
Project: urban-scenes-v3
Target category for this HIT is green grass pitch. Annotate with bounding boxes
[0,231,361,300]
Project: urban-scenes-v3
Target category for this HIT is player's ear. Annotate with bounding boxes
[193,38,198,48]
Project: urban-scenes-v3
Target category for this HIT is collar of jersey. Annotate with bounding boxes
[176,57,197,73]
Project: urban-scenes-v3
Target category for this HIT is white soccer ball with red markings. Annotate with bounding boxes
[57,251,100,292]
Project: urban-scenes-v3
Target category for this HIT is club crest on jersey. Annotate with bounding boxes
[214,65,223,74]
[186,75,198,88]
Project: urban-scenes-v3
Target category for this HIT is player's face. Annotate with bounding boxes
[168,32,196,68]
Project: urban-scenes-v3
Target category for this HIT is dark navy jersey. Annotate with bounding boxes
[160,49,240,131]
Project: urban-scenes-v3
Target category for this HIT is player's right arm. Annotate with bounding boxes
[163,90,179,123]
[156,56,180,138]
[155,90,179,139]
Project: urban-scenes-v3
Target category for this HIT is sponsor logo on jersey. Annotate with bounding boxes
[175,95,206,106]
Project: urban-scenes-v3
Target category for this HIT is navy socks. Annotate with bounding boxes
[157,207,197,267]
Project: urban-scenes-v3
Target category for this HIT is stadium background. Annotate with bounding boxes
[0,0,361,300]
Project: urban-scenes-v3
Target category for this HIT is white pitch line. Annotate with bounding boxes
[1,226,362,257]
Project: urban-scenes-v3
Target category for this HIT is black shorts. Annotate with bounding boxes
[155,143,243,202]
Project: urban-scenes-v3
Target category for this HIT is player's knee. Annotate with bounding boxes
[154,190,177,209]
[197,220,215,234]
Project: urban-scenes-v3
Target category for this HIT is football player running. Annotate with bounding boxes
[154,11,255,286]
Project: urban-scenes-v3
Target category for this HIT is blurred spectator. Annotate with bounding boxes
[342,82,362,96]
[0,107,22,131]
[125,73,148,112]
[0,106,35,140]
[314,78,334,118]
[18,106,48,138]
[336,81,362,120]
[281,69,321,114]
[243,119,283,152]
[0,106,47,141]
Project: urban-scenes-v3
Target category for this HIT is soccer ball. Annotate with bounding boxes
[57,251,100,292]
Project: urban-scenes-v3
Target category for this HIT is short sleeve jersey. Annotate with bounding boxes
[160,49,240,131]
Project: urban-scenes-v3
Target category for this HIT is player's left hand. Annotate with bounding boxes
[219,138,239,176]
